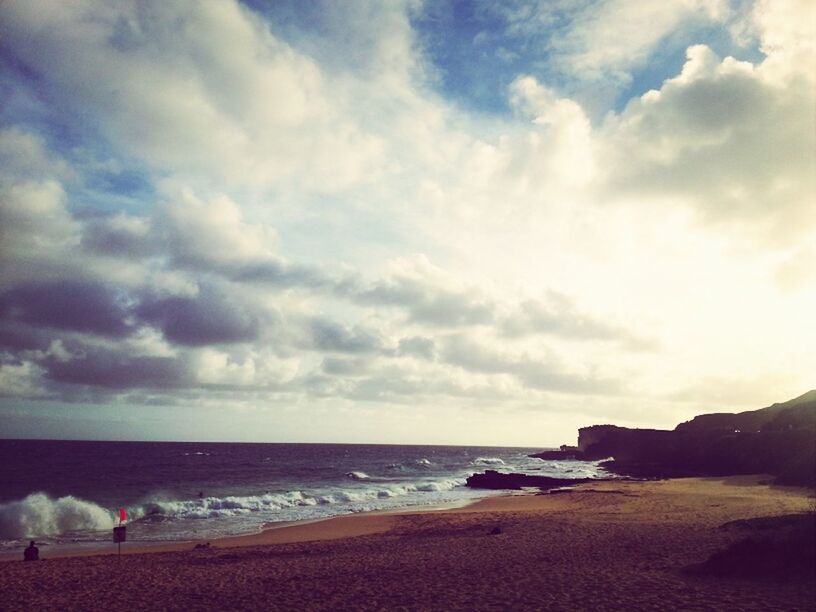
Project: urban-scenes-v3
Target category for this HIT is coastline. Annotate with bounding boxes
[2,475,814,610]
[0,493,507,561]
[2,475,811,562]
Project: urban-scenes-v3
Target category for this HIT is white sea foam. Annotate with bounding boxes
[345,471,370,481]
[473,457,505,465]
[132,477,467,521]
[0,493,115,539]
[140,490,315,520]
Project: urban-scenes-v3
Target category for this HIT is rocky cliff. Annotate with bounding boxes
[674,390,816,434]
[549,391,816,486]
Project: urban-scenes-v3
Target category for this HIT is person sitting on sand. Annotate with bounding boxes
[23,541,39,561]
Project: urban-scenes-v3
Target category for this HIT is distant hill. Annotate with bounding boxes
[565,391,816,487]
[675,390,816,434]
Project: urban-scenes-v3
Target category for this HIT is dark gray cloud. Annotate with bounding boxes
[80,215,154,258]
[136,285,261,346]
[308,317,383,354]
[0,322,53,353]
[222,259,334,289]
[0,281,133,338]
[42,349,191,389]
[0,134,638,405]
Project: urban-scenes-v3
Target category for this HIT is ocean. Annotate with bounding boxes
[0,440,608,552]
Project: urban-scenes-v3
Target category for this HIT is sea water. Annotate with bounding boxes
[0,440,608,550]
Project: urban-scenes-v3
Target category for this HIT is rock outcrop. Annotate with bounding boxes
[540,391,816,487]
[675,390,816,434]
[528,445,584,460]
[465,470,600,490]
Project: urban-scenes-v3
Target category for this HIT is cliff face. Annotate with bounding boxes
[675,390,816,434]
[573,392,816,486]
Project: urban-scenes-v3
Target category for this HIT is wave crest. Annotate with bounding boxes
[473,457,505,466]
[134,479,466,521]
[345,471,370,481]
[0,493,115,539]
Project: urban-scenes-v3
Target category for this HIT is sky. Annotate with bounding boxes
[0,0,814,447]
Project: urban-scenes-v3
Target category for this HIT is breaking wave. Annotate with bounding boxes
[473,457,505,466]
[0,478,470,538]
[345,471,370,481]
[136,479,466,521]
[0,493,115,539]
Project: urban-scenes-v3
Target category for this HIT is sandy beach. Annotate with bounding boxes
[1,476,813,611]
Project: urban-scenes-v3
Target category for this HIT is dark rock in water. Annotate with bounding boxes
[466,470,599,490]
[488,526,502,535]
[529,449,589,461]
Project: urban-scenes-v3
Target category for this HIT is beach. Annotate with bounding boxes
[2,476,813,611]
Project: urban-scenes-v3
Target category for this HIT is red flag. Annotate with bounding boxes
[119,508,127,523]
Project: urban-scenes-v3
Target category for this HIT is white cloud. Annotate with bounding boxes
[548,0,728,82]
[0,128,73,183]
[508,76,595,187]
[0,0,813,443]
[491,0,731,100]
[600,42,816,239]
[0,1,387,193]
[156,187,278,268]
[750,0,816,83]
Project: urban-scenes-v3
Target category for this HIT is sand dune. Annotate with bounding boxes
[1,476,813,610]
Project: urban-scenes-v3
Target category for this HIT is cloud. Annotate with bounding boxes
[750,0,816,81]
[155,189,277,269]
[43,349,191,390]
[479,0,732,111]
[0,127,73,183]
[321,356,371,377]
[544,0,727,83]
[307,317,384,354]
[441,334,621,394]
[501,292,658,349]
[0,281,132,338]
[80,213,153,258]
[507,76,595,187]
[344,256,495,327]
[0,0,392,193]
[0,0,812,441]
[0,322,53,353]
[0,180,79,275]
[136,284,263,347]
[601,42,815,238]
[396,336,437,359]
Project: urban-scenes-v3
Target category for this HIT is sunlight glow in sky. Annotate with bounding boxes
[0,0,814,446]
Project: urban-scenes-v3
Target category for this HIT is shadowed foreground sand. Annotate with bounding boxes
[1,476,813,611]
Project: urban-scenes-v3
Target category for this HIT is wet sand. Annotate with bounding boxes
[1,476,813,610]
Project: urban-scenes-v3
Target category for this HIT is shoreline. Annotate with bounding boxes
[2,475,813,610]
[2,475,811,562]
[0,491,507,561]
